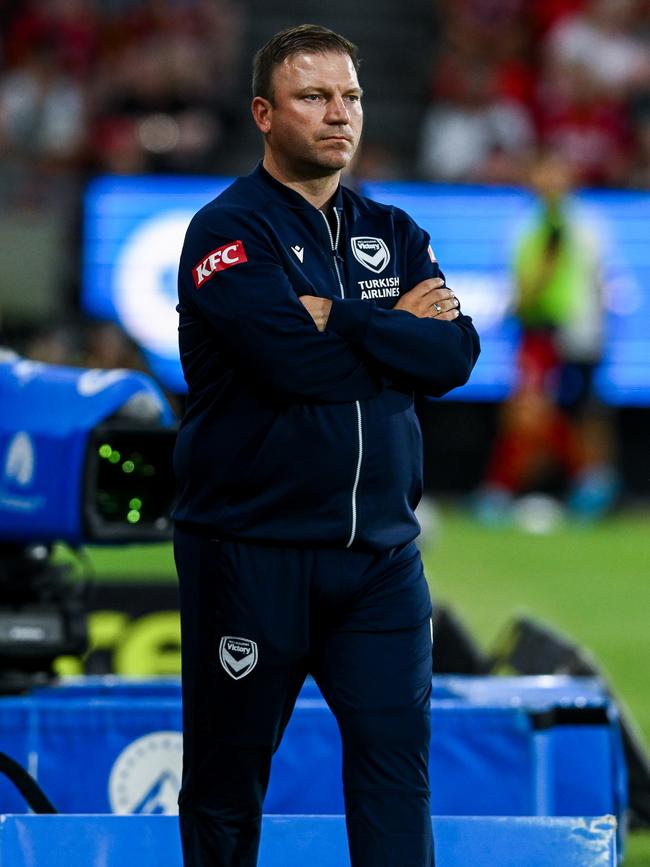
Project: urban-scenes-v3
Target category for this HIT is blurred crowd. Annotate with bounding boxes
[418,0,650,186]
[2,0,650,204]
[0,0,241,210]
[2,0,649,202]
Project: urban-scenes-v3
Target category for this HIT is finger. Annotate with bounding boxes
[419,278,445,296]
[432,298,456,315]
[430,303,459,319]
[426,286,459,308]
[428,286,456,303]
[436,309,460,322]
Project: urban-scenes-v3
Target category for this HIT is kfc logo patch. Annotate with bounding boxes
[193,240,247,288]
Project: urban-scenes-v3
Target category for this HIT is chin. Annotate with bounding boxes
[324,156,350,171]
[318,150,354,171]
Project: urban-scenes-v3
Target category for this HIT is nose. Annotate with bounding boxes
[325,94,350,124]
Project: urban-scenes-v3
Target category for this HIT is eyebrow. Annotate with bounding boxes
[296,85,364,96]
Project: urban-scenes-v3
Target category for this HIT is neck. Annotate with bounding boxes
[262,153,340,210]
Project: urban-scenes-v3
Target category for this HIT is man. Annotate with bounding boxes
[173,24,479,867]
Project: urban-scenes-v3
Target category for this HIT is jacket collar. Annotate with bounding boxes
[250,162,344,213]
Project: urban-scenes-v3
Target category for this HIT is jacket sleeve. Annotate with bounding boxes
[178,209,380,403]
[327,217,481,397]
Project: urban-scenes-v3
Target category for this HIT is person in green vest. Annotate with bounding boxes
[475,151,618,526]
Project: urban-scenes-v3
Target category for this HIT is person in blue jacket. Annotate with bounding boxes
[173,23,480,867]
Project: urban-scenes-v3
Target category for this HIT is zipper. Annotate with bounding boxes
[319,208,343,295]
[319,208,363,548]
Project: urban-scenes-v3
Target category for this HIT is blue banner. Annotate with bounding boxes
[82,176,650,405]
[0,676,626,844]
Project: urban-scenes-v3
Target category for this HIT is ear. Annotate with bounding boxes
[252,97,272,135]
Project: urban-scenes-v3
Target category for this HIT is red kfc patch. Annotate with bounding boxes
[193,240,247,288]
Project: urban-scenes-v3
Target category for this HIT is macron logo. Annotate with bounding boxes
[193,240,247,288]
[291,245,304,263]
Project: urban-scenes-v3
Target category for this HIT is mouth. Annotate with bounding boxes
[319,131,352,140]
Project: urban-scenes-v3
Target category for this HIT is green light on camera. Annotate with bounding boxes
[108,451,121,464]
[122,460,135,473]
[98,444,112,459]
[127,509,141,524]
[129,497,142,510]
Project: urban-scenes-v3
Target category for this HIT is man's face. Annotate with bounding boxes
[255,51,363,178]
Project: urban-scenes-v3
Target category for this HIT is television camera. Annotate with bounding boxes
[0,351,178,691]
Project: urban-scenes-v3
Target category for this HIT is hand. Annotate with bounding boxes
[299,295,332,332]
[394,277,459,321]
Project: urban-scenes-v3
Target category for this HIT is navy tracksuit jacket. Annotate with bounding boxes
[173,163,479,549]
[173,163,480,867]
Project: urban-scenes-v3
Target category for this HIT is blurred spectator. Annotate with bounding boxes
[0,31,86,206]
[544,0,650,101]
[474,152,619,523]
[418,56,535,183]
[4,0,100,77]
[533,0,650,187]
[88,38,224,174]
[418,3,535,183]
[88,0,240,175]
[437,0,537,105]
[537,58,634,185]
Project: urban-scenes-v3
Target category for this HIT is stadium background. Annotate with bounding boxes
[1,0,650,863]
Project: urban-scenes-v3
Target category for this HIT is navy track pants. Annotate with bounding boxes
[174,526,435,867]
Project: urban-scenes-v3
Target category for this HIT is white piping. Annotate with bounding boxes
[346,401,363,548]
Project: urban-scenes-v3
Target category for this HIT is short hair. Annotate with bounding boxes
[252,24,360,104]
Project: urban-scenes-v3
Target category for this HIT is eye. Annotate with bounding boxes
[345,94,361,103]
[303,94,322,102]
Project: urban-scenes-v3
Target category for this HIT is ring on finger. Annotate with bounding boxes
[433,302,442,314]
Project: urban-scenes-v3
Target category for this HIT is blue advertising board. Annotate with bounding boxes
[0,814,618,867]
[0,675,626,850]
[82,177,650,405]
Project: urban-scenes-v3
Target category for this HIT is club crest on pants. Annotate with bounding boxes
[219,636,258,680]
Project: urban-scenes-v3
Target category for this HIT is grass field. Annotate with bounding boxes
[64,504,650,864]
